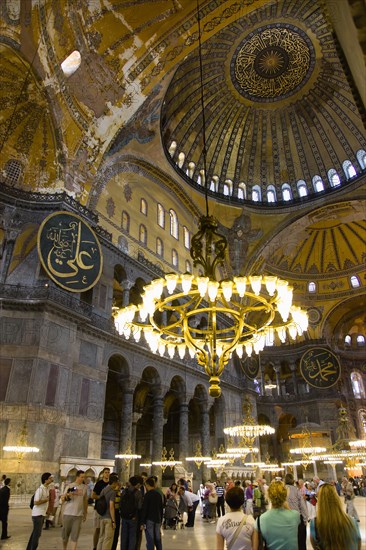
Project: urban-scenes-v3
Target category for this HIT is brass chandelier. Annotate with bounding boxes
[113,1,308,398]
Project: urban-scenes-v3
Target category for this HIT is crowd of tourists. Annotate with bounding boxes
[0,470,364,549]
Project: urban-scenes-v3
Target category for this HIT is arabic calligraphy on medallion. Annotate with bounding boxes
[300,347,341,389]
[232,25,314,102]
[37,211,103,292]
[241,356,259,380]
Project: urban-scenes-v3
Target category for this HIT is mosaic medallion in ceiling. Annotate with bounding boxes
[232,25,314,102]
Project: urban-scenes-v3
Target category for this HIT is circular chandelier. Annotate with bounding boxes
[114,218,307,397]
[185,441,211,467]
[115,445,142,465]
[113,2,307,399]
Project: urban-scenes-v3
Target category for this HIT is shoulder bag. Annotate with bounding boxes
[257,514,268,549]
[226,515,246,550]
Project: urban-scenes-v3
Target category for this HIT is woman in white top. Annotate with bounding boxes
[216,486,255,550]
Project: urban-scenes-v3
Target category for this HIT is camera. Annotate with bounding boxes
[67,487,77,493]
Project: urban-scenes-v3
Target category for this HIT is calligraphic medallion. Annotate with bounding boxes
[241,356,259,380]
[300,347,341,389]
[37,211,103,292]
[232,24,314,102]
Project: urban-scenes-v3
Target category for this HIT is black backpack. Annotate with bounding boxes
[120,488,137,519]
[95,494,108,516]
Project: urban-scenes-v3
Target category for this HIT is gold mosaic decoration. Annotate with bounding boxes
[234,26,313,101]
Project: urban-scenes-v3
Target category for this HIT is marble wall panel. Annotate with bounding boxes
[0,317,23,345]
[79,339,98,368]
[7,358,33,402]
[88,379,105,422]
[62,428,89,457]
[32,358,49,404]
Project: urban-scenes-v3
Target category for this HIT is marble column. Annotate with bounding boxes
[117,389,134,481]
[179,403,189,460]
[152,396,164,477]
[122,280,134,306]
[201,409,210,481]
[290,363,298,395]
[274,365,281,397]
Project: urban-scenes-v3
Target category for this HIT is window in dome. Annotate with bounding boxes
[297,180,308,197]
[344,334,351,345]
[170,209,178,239]
[140,198,148,216]
[267,185,276,203]
[210,176,219,192]
[156,238,163,257]
[356,149,366,170]
[185,260,192,273]
[357,335,365,345]
[308,281,316,293]
[282,184,292,201]
[252,185,261,202]
[139,224,147,245]
[183,226,190,249]
[342,160,357,179]
[178,152,185,169]
[157,203,165,228]
[172,249,178,268]
[197,169,205,186]
[238,183,246,200]
[328,169,341,187]
[186,162,195,178]
[61,50,81,77]
[351,371,365,398]
[168,141,177,157]
[122,211,130,233]
[313,175,324,193]
[350,275,360,288]
[223,179,233,196]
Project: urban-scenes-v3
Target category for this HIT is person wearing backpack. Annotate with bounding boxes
[120,475,143,550]
[92,467,110,550]
[97,473,119,550]
[26,472,53,550]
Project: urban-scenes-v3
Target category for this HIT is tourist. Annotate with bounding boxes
[216,486,255,550]
[26,472,53,550]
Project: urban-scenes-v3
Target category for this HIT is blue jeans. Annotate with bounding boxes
[145,520,162,550]
[26,515,44,550]
[121,517,138,550]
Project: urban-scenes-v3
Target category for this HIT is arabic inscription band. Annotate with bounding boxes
[300,347,341,389]
[37,211,103,292]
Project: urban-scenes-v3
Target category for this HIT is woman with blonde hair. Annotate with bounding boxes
[310,482,361,550]
[253,480,300,550]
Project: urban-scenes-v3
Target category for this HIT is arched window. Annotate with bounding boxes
[168,141,177,157]
[297,180,308,197]
[308,281,316,293]
[282,184,292,201]
[186,161,195,178]
[185,260,192,273]
[238,183,246,200]
[313,175,324,192]
[61,50,81,76]
[252,185,261,202]
[328,168,341,187]
[359,410,366,435]
[267,185,276,203]
[350,275,360,288]
[157,203,165,228]
[351,372,366,398]
[356,334,365,345]
[183,227,190,249]
[197,169,205,186]
[172,249,178,268]
[223,179,233,196]
[342,160,357,180]
[140,198,148,215]
[122,211,130,233]
[344,334,351,345]
[356,149,366,170]
[178,152,185,169]
[139,224,147,245]
[156,238,163,257]
[4,159,24,186]
[169,209,178,239]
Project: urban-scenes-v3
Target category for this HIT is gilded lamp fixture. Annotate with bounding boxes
[152,447,182,472]
[115,444,141,465]
[113,2,308,398]
[3,422,39,460]
[224,398,275,447]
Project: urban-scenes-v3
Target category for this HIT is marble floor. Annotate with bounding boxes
[1,497,365,549]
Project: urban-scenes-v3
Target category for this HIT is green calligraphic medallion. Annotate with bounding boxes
[241,356,259,380]
[300,347,341,388]
[37,211,103,292]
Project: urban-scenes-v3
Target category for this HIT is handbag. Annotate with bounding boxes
[208,492,218,504]
[226,515,246,550]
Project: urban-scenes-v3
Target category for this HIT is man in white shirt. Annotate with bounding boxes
[26,472,53,550]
